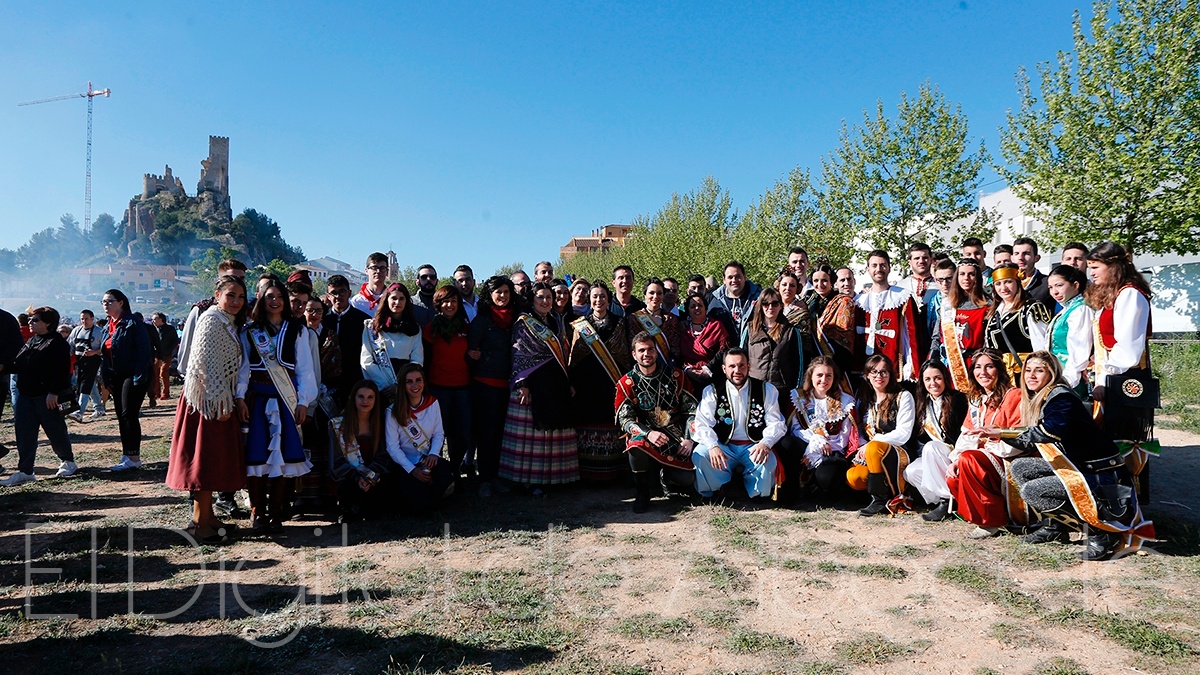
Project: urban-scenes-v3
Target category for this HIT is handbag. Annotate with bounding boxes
[1107,368,1160,409]
[55,388,80,416]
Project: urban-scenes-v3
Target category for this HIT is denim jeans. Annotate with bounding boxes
[14,390,74,475]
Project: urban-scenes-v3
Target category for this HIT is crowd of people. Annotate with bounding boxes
[0,236,1157,560]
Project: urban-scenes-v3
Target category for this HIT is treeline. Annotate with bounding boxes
[561,0,1200,283]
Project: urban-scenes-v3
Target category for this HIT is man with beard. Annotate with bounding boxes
[616,332,698,512]
[411,264,438,325]
[691,348,785,501]
[454,265,479,320]
[853,250,918,381]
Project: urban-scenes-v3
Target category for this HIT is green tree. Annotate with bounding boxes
[229,209,304,266]
[191,246,240,292]
[261,258,295,281]
[821,82,993,258]
[89,213,119,251]
[493,261,525,278]
[999,0,1200,256]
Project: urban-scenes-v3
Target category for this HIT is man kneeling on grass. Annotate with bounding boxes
[691,348,785,502]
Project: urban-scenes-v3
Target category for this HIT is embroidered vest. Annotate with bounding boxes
[1049,294,1084,367]
[711,375,766,443]
[248,320,301,372]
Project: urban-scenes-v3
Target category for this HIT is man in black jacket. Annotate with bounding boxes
[150,312,179,401]
[322,274,370,408]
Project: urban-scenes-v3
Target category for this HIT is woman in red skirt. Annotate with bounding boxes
[166,275,249,543]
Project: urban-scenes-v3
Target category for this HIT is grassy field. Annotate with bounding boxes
[1153,341,1200,433]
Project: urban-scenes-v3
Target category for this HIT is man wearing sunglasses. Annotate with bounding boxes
[410,264,439,325]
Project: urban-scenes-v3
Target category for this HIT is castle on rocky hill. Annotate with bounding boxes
[125,136,233,241]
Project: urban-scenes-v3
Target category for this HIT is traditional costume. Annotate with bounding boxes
[786,390,858,496]
[847,390,916,514]
[679,317,730,391]
[239,319,318,478]
[629,308,681,366]
[691,375,785,498]
[852,286,918,380]
[166,307,246,493]
[903,275,939,363]
[567,312,633,482]
[615,364,698,507]
[328,417,399,520]
[817,294,856,392]
[360,318,424,395]
[945,388,1032,530]
[983,269,1051,378]
[1009,384,1155,560]
[1047,294,1093,393]
[930,298,988,391]
[499,312,579,486]
[903,389,968,507]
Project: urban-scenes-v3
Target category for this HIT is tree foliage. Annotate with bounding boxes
[558,174,841,287]
[191,246,240,292]
[821,82,994,256]
[492,261,526,278]
[999,0,1200,256]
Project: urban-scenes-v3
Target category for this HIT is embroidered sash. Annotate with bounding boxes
[329,416,364,468]
[521,314,569,376]
[1034,442,1155,555]
[249,326,302,428]
[572,316,624,384]
[941,299,971,392]
[369,326,399,386]
[632,310,672,364]
[399,413,433,455]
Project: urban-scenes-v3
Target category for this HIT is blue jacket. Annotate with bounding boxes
[102,313,153,385]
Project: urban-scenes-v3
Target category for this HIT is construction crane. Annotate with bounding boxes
[18,81,111,232]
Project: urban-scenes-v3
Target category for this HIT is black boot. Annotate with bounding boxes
[1079,531,1118,561]
[1020,518,1070,544]
[632,472,653,514]
[922,499,952,522]
[858,473,891,516]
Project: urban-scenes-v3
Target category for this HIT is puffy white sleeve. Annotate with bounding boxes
[691,385,720,450]
[236,329,250,399]
[761,383,787,447]
[294,326,319,407]
[828,394,857,454]
[384,407,417,473]
[1027,307,1050,353]
[871,390,915,447]
[790,394,817,443]
[1103,288,1150,379]
[1063,305,1094,388]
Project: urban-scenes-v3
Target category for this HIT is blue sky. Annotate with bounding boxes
[1,1,1088,277]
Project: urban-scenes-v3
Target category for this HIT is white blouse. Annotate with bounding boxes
[361,320,425,388]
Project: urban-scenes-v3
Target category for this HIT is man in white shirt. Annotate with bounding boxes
[350,252,391,315]
[691,348,786,500]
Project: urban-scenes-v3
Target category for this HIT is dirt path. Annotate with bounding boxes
[0,407,1197,674]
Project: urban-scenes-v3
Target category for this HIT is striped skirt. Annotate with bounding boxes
[499,390,579,486]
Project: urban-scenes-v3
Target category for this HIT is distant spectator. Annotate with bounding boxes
[149,312,178,402]
[101,289,154,472]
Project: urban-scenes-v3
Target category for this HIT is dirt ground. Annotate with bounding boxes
[0,402,1198,675]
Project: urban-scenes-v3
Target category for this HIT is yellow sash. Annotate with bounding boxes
[249,326,301,428]
[521,314,569,376]
[632,310,672,364]
[940,300,971,392]
[571,316,624,385]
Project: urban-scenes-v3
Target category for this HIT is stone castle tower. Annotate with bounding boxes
[198,135,232,221]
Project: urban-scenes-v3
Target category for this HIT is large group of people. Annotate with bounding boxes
[0,237,1158,560]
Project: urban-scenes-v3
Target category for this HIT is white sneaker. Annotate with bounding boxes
[0,471,36,487]
[110,456,142,472]
[88,410,107,420]
[968,526,1002,539]
[55,461,78,478]
[68,411,85,423]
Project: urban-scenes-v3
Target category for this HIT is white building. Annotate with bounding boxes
[294,256,367,286]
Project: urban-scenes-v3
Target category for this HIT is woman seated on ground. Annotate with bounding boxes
[2,306,77,487]
[945,349,1028,539]
[781,356,858,503]
[679,291,730,391]
[903,360,969,521]
[386,363,455,513]
[1007,352,1153,561]
[330,379,399,522]
[847,355,916,516]
[361,282,424,404]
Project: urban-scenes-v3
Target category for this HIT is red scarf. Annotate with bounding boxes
[489,305,516,330]
[359,283,384,311]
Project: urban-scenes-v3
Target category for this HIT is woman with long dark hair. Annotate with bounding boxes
[387,363,455,512]
[742,287,802,401]
[930,258,990,391]
[467,275,517,496]
[903,359,969,521]
[423,285,472,480]
[566,280,633,482]
[1086,241,1154,446]
[1046,264,1093,395]
[784,355,858,500]
[361,282,423,403]
[101,288,154,472]
[945,349,1027,538]
[500,281,579,492]
[165,276,248,541]
[847,355,917,516]
[237,277,317,532]
[329,379,396,522]
[983,263,1051,380]
[628,277,680,366]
